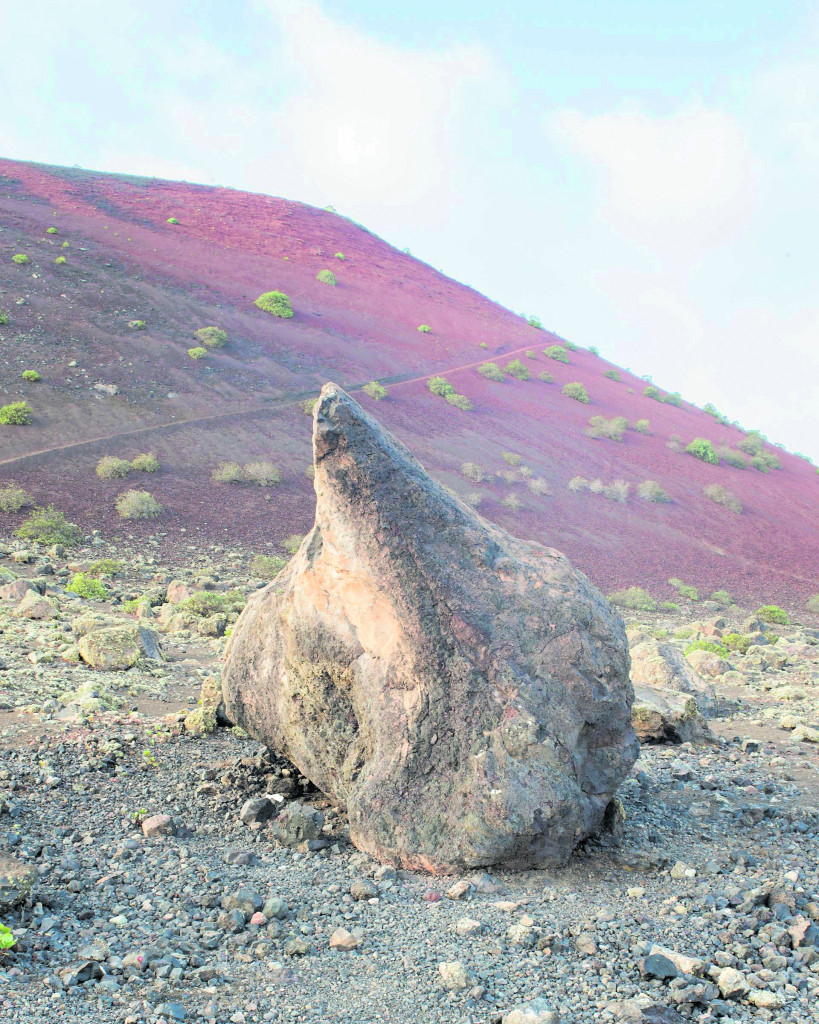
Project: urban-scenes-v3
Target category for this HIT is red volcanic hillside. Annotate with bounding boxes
[0,159,817,608]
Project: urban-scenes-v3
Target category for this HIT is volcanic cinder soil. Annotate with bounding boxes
[1,159,817,609]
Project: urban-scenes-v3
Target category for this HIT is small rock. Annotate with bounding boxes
[329,927,359,951]
[141,814,177,838]
[438,961,470,990]
[502,997,560,1024]
[446,879,472,900]
[715,967,750,1000]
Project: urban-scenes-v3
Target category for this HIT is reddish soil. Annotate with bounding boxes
[1,158,817,608]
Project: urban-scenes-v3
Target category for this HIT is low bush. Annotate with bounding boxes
[188,347,208,360]
[750,452,781,472]
[131,452,160,472]
[46,226,58,234]
[807,594,819,613]
[634,419,650,434]
[194,327,228,349]
[316,269,336,285]
[96,456,132,479]
[463,491,483,507]
[722,633,753,654]
[251,553,288,577]
[671,581,699,601]
[608,587,656,611]
[128,319,147,330]
[658,601,680,613]
[0,309,7,324]
[564,341,578,351]
[661,391,683,407]
[717,446,747,469]
[588,345,599,356]
[22,370,40,382]
[666,435,684,453]
[445,393,474,410]
[709,589,734,607]
[569,477,629,502]
[478,362,504,381]
[0,401,32,425]
[14,505,81,545]
[603,369,620,381]
[704,483,742,513]
[686,438,719,464]
[302,397,318,415]
[737,432,764,456]
[502,452,522,467]
[255,291,294,317]
[417,324,431,333]
[427,377,454,397]
[179,590,246,616]
[87,558,123,577]
[501,494,522,509]
[282,534,304,554]
[335,252,345,260]
[0,483,34,514]
[568,476,588,492]
[461,462,486,482]
[11,254,29,264]
[212,461,246,484]
[527,315,543,329]
[537,371,554,383]
[562,382,589,403]
[643,385,661,400]
[362,381,387,400]
[527,477,550,495]
[755,604,789,625]
[167,216,180,225]
[67,573,108,600]
[544,345,568,363]
[116,490,163,519]
[503,359,529,380]
[525,350,536,359]
[586,415,628,441]
[55,256,67,265]
[637,480,671,503]
[244,461,282,486]
[685,639,726,656]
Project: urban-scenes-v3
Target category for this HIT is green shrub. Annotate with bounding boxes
[445,393,474,410]
[302,397,318,415]
[755,604,789,625]
[658,601,680,613]
[96,456,132,479]
[806,594,819,613]
[568,476,589,492]
[316,269,336,286]
[643,385,661,400]
[544,345,568,363]
[87,558,123,577]
[750,452,781,472]
[212,462,244,484]
[362,381,387,400]
[562,382,589,403]
[251,554,288,577]
[461,462,486,482]
[569,477,629,502]
[255,291,294,318]
[479,342,487,349]
[722,633,753,654]
[166,217,180,224]
[634,419,650,434]
[717,446,747,469]
[503,359,529,380]
[335,252,345,260]
[0,309,7,324]
[737,432,765,456]
[417,324,431,333]
[61,241,69,248]
[501,493,522,509]
[686,438,719,464]
[187,347,208,360]
[537,371,554,383]
[67,572,108,600]
[21,370,40,382]
[703,403,725,420]
[131,452,160,473]
[116,490,163,519]
[11,254,29,265]
[685,639,726,656]
[194,326,228,349]
[478,362,504,381]
[527,477,550,495]
[564,341,578,351]
[427,377,454,397]
[586,415,628,441]
[525,350,536,359]
[588,345,599,356]
[282,534,304,554]
[55,256,67,265]
[0,923,16,951]
[128,319,147,330]
[46,226,58,234]
[603,369,620,381]
[636,480,671,503]
[704,483,742,513]
[243,461,282,486]
[709,589,734,607]
[667,578,699,601]
[179,590,245,616]
[502,452,522,466]
[0,483,34,514]
[527,315,543,329]
[661,391,683,407]
[0,401,32,425]
[608,587,656,611]
[15,505,81,545]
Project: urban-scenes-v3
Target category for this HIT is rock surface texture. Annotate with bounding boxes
[222,383,638,872]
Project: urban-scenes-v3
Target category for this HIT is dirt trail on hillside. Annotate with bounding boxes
[0,344,534,468]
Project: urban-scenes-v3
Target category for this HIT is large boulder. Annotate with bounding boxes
[630,640,710,694]
[78,623,162,670]
[631,685,712,744]
[222,383,638,872]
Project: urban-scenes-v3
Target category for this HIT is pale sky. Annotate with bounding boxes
[2,0,818,459]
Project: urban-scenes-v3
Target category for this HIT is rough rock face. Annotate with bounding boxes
[631,685,712,745]
[630,641,710,694]
[223,383,638,872]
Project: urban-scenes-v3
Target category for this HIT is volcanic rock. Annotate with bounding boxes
[631,685,712,745]
[222,383,638,872]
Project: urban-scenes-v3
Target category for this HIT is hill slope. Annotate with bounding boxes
[0,158,816,608]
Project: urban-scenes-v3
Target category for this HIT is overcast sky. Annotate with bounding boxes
[3,0,818,459]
